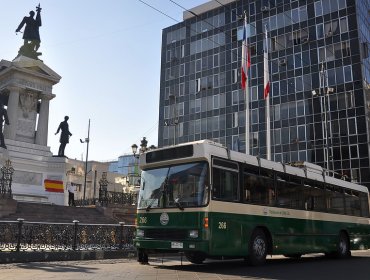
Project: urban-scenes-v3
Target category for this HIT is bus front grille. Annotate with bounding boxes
[145,229,187,240]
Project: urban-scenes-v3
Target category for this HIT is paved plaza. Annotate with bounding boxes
[0,251,370,280]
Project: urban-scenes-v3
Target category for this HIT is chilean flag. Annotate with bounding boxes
[263,25,270,99]
[241,16,250,90]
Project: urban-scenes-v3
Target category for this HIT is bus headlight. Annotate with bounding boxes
[189,230,199,238]
[136,229,144,237]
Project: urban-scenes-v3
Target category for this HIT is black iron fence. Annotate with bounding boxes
[98,190,138,207]
[0,159,14,199]
[0,218,136,252]
[74,191,138,207]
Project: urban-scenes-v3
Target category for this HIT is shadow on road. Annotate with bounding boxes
[152,255,370,280]
[15,262,99,274]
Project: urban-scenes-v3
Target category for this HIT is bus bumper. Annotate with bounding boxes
[133,238,209,254]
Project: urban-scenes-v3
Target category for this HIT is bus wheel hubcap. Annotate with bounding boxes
[340,239,347,254]
[253,237,266,257]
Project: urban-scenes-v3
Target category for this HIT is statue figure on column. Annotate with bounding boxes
[0,102,10,149]
[55,116,72,157]
[15,4,42,60]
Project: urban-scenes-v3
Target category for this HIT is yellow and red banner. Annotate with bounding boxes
[44,179,64,193]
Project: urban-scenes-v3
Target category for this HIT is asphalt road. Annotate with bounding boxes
[0,250,369,280]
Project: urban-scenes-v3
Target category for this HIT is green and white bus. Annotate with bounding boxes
[134,140,370,265]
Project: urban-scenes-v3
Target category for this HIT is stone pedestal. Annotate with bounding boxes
[0,56,69,205]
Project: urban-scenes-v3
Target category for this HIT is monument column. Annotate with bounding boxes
[35,95,50,145]
[4,86,20,140]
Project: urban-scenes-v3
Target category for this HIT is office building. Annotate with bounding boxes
[158,0,370,187]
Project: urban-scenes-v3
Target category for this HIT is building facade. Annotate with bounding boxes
[158,0,370,188]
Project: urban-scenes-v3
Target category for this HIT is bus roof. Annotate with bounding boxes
[141,140,369,194]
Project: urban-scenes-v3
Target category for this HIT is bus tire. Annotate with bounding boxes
[137,249,149,264]
[248,228,268,266]
[336,231,351,258]
[184,252,206,264]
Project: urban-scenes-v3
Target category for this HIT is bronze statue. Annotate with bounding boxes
[0,102,10,149]
[15,4,42,59]
[55,116,72,157]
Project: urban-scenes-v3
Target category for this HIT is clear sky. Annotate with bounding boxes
[0,0,206,161]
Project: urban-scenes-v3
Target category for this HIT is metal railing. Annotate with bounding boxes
[0,218,136,252]
[74,191,138,207]
[98,190,138,207]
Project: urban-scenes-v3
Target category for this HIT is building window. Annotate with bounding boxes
[231,28,237,42]
[274,104,281,121]
[213,116,219,131]
[251,131,258,148]
[297,100,305,116]
[194,119,201,134]
[274,128,281,145]
[214,53,219,67]
[232,135,240,151]
[180,64,185,77]
[249,2,255,16]
[232,112,238,128]
[164,106,170,119]
[349,145,358,159]
[177,102,184,116]
[231,9,237,22]
[344,65,352,82]
[346,90,354,108]
[251,86,258,101]
[179,83,185,96]
[232,90,239,105]
[298,125,306,141]
[341,41,350,57]
[347,118,356,135]
[314,1,323,17]
[163,125,169,139]
[316,23,324,39]
[196,78,201,92]
[195,99,201,113]
[251,109,258,125]
[339,17,348,33]
[351,168,359,182]
[213,95,219,109]
[165,87,170,100]
[232,69,238,84]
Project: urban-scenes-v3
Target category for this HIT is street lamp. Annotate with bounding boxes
[131,143,138,157]
[80,119,90,201]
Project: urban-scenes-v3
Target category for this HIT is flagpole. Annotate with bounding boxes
[264,24,271,161]
[242,11,250,155]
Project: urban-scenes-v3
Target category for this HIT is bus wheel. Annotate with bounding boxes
[137,249,149,264]
[184,252,206,264]
[336,232,351,258]
[248,229,268,266]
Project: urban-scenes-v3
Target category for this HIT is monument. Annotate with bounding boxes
[0,5,76,205]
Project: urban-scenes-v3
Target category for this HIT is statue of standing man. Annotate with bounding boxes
[55,116,72,157]
[0,102,10,149]
[15,4,42,59]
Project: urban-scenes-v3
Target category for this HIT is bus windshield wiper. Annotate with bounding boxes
[175,198,184,211]
[146,171,170,212]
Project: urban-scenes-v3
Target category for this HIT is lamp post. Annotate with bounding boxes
[80,119,90,201]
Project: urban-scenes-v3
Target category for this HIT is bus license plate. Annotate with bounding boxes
[171,242,183,249]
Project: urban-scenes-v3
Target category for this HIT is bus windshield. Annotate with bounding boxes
[138,162,209,210]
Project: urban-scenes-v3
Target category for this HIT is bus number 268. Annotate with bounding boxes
[218,222,227,229]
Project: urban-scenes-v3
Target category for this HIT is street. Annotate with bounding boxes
[0,250,369,280]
